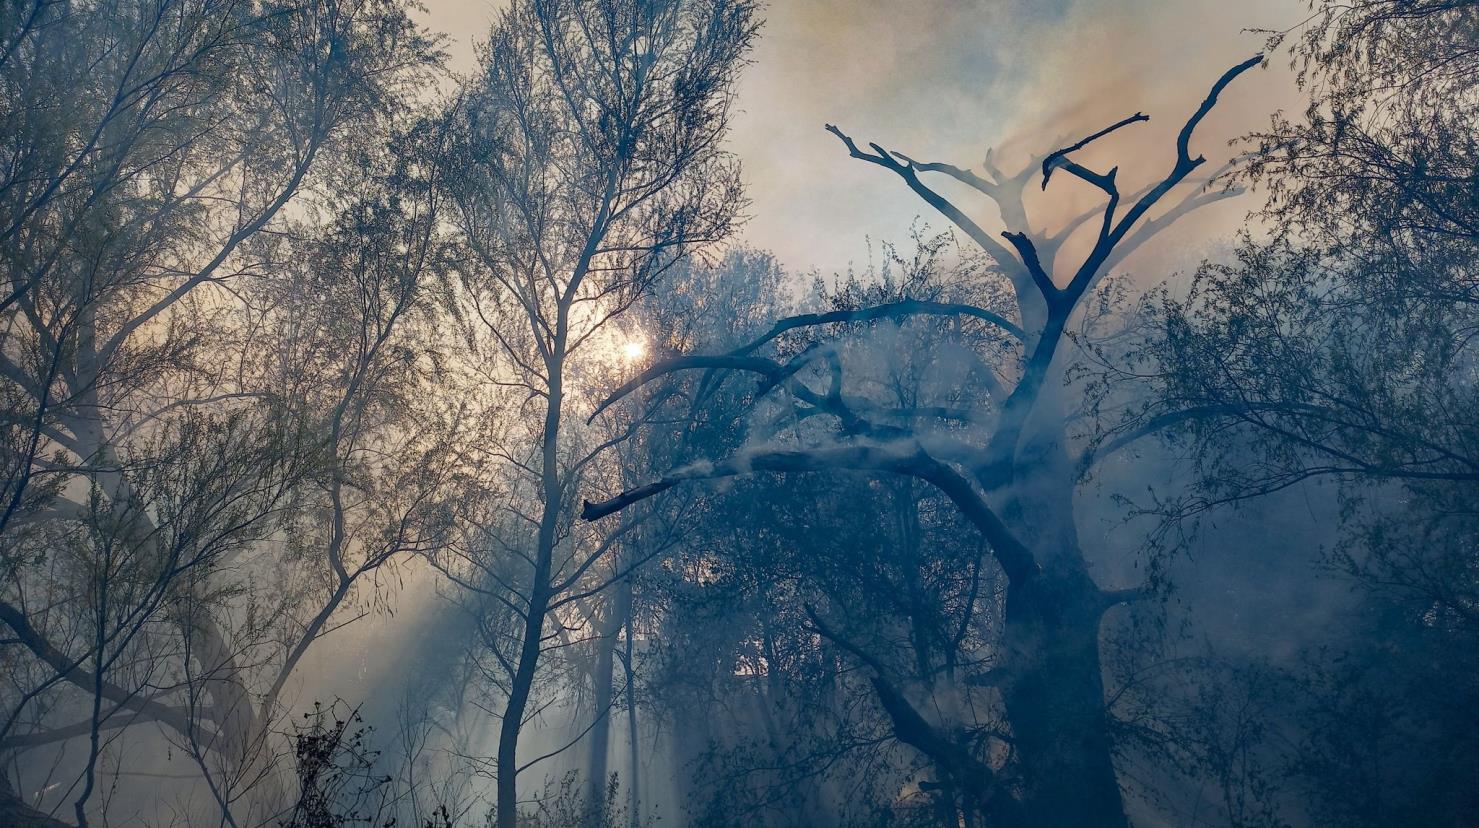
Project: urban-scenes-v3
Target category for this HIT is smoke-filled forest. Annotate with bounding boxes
[1,0,1475,825]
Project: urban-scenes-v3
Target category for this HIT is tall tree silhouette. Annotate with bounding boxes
[442,1,756,824]
[584,56,1263,827]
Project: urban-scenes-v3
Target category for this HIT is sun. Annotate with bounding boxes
[621,340,647,362]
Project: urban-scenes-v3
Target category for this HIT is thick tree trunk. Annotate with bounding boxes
[977,380,1127,827]
[999,570,1123,828]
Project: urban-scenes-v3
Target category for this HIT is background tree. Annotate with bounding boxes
[0,0,442,821]
[1127,2,1479,824]
[439,1,757,824]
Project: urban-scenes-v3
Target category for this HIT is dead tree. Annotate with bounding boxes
[583,56,1263,827]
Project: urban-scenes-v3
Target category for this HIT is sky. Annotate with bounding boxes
[418,0,1304,277]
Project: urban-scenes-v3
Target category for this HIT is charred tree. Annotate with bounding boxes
[583,56,1263,827]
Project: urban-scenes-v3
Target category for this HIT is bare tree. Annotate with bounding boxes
[583,56,1262,827]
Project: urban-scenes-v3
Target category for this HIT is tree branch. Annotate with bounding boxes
[825,124,1026,278]
[582,441,1038,583]
[1041,112,1148,190]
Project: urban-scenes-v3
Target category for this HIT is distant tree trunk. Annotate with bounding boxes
[623,600,641,828]
[585,576,629,819]
[586,636,616,814]
[73,564,108,828]
[495,580,551,828]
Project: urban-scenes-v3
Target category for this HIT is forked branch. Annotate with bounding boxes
[1041,111,1148,190]
[824,123,1027,285]
[735,298,1023,355]
[1061,54,1264,303]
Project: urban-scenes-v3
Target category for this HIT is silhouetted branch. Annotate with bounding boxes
[889,152,1000,197]
[583,441,1038,583]
[825,123,1025,277]
[1063,55,1264,303]
[1041,111,1148,189]
[590,355,785,422]
[589,299,1023,423]
[735,298,1024,354]
[1001,230,1059,301]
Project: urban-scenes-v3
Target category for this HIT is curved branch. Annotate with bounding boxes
[589,299,1023,423]
[826,124,1025,279]
[582,441,1038,583]
[1041,112,1149,190]
[1176,55,1263,165]
[735,298,1024,354]
[0,600,199,740]
[1079,404,1253,470]
[805,606,1001,803]
[889,152,1000,197]
[588,354,786,422]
